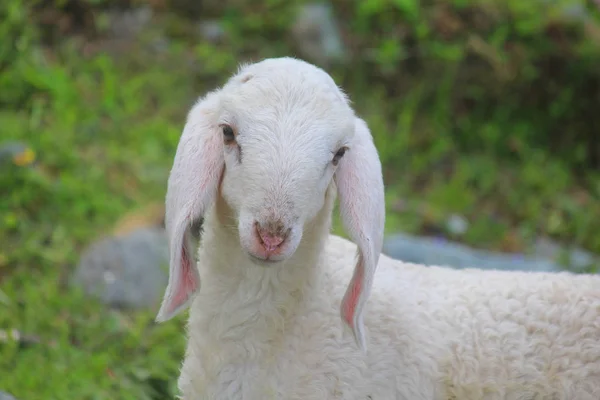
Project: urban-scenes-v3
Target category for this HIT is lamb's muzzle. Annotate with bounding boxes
[254,219,289,256]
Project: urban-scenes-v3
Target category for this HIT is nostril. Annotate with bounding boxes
[262,234,285,249]
[255,221,289,253]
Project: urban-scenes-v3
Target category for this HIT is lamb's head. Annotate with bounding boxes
[218,60,358,264]
[156,57,385,352]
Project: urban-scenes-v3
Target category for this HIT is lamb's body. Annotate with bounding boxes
[178,195,600,400]
[156,57,600,400]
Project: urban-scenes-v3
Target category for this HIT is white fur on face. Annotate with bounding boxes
[158,57,385,353]
[216,59,355,264]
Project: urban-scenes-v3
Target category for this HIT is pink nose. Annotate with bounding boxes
[255,221,288,254]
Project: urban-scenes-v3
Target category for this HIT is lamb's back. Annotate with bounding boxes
[321,234,600,399]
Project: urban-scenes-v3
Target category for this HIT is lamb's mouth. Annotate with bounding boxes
[247,253,282,266]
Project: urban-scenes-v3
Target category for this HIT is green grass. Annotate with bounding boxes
[1,0,599,398]
[1,36,194,399]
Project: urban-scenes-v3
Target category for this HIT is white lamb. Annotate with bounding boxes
[155,57,600,400]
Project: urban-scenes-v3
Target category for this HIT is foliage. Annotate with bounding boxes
[332,0,600,169]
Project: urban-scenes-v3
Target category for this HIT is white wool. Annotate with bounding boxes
[156,57,600,400]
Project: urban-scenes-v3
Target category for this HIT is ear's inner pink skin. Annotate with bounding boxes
[167,246,199,316]
[342,258,364,326]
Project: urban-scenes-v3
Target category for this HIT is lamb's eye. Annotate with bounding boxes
[332,147,347,166]
[222,125,235,144]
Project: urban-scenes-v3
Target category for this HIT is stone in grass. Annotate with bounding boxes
[0,391,17,400]
[72,227,169,311]
[291,2,347,67]
[383,233,599,274]
[0,141,36,169]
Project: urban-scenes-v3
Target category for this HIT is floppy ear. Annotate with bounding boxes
[155,91,225,323]
[334,117,385,352]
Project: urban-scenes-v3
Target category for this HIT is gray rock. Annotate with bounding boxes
[0,391,17,400]
[149,35,171,55]
[291,2,347,66]
[0,141,36,168]
[445,214,469,236]
[105,6,153,40]
[532,236,598,272]
[72,227,169,310]
[197,20,226,44]
[383,233,598,274]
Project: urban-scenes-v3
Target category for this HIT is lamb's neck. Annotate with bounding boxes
[192,195,334,339]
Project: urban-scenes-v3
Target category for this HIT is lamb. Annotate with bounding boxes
[155,57,600,400]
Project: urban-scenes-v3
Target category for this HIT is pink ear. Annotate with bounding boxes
[155,92,224,323]
[334,117,385,352]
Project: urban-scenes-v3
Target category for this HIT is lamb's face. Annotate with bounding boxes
[158,58,384,350]
[217,62,355,264]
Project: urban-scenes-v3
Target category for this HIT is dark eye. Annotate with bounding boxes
[332,147,347,166]
[222,125,235,144]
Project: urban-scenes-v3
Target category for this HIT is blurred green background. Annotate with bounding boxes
[1,0,599,398]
